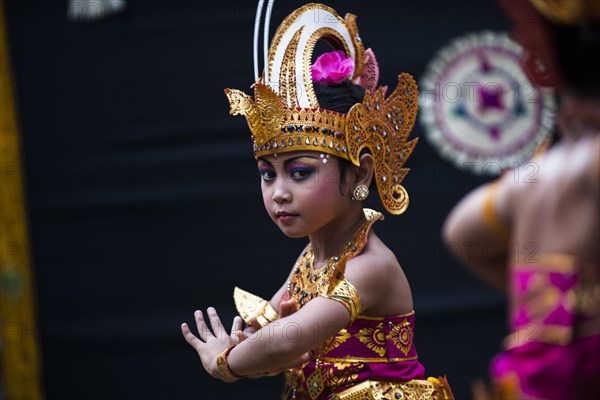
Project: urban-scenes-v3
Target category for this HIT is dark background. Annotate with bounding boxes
[5,1,510,399]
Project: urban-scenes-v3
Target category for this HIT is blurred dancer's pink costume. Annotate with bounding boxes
[487,2,600,398]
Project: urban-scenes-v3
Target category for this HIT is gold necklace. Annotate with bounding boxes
[288,216,373,308]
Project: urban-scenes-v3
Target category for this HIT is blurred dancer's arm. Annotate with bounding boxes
[442,174,514,292]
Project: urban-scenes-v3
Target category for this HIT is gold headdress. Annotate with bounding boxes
[225,3,418,215]
[529,0,600,24]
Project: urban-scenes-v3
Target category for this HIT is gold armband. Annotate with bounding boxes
[216,344,244,382]
[483,181,510,240]
[323,278,361,324]
[233,286,279,327]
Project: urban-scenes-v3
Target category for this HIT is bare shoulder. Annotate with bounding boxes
[521,134,600,188]
[345,230,413,315]
[500,149,548,198]
[348,231,400,275]
[344,230,402,296]
[498,139,574,208]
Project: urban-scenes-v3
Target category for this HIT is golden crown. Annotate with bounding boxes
[224,3,418,215]
[530,0,600,24]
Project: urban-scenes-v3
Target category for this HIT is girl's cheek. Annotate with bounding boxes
[261,187,270,203]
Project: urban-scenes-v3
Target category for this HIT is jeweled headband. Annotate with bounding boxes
[225,2,418,215]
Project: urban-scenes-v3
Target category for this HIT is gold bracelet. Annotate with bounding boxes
[255,302,279,327]
[263,302,279,321]
[216,344,244,381]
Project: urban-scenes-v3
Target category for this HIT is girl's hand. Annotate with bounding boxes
[278,291,297,318]
[181,307,243,382]
[231,295,311,379]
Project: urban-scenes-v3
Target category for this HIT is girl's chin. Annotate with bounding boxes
[275,223,310,238]
[283,232,308,239]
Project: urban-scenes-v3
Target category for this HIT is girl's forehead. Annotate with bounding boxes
[258,151,332,164]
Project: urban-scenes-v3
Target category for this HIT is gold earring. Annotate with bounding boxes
[352,184,369,201]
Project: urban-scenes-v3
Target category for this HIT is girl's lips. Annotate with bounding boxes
[276,211,299,221]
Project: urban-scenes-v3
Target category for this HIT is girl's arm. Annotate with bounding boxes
[182,296,350,380]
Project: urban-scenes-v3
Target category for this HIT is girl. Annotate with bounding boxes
[182,3,453,399]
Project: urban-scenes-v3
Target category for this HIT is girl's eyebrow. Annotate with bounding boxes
[258,155,319,167]
[257,159,272,167]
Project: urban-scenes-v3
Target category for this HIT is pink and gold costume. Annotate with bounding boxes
[282,312,432,400]
[480,171,600,399]
[487,3,600,394]
[490,254,600,400]
[236,209,453,400]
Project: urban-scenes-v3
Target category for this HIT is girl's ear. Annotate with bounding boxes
[354,153,375,188]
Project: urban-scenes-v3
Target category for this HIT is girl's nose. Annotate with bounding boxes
[272,180,292,203]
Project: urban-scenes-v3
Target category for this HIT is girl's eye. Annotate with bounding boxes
[260,169,276,182]
[290,167,314,180]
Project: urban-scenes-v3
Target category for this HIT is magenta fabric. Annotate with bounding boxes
[510,268,579,333]
[491,261,600,399]
[291,313,425,399]
[491,334,600,400]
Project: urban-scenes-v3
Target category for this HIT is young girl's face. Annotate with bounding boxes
[257,151,352,238]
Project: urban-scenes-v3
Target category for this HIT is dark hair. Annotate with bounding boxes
[552,23,600,100]
[337,157,353,195]
[313,79,366,114]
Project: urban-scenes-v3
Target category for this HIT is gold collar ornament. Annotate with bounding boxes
[225,2,419,215]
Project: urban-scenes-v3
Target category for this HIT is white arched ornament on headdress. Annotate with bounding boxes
[261,3,363,109]
[253,0,276,82]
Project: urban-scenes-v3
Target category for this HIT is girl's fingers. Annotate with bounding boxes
[296,351,312,365]
[246,316,260,332]
[282,351,312,369]
[230,316,243,343]
[231,316,243,333]
[231,331,248,344]
[278,299,298,318]
[181,323,203,351]
[194,310,211,342]
[235,331,249,342]
[206,307,226,340]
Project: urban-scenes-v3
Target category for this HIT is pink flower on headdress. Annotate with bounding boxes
[311,50,354,84]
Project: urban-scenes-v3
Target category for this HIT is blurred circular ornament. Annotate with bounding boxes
[68,0,126,22]
[419,31,555,176]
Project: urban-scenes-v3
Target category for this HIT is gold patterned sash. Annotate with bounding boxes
[332,377,454,400]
